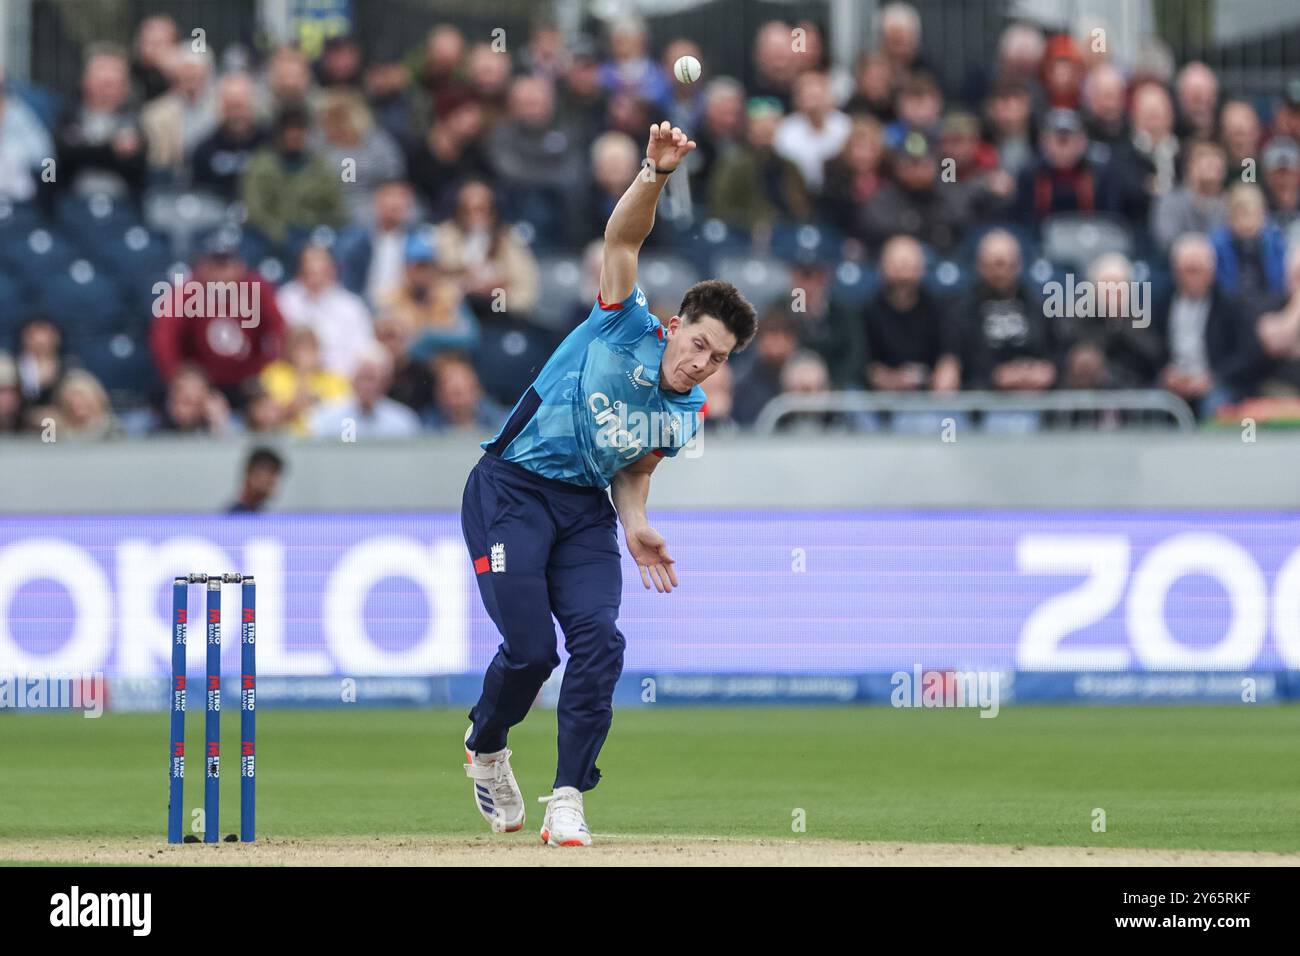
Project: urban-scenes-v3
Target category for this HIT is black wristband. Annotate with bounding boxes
[642,158,674,176]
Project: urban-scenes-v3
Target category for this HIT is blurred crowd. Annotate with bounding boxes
[4,4,1300,440]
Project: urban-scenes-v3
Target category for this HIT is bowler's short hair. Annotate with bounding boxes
[678,280,757,353]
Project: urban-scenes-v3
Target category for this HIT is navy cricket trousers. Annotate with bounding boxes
[461,452,626,792]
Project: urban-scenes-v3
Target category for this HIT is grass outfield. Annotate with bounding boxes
[1,705,1298,853]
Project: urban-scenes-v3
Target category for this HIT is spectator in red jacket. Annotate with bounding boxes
[150,233,286,405]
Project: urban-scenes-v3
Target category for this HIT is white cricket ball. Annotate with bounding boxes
[673,55,702,85]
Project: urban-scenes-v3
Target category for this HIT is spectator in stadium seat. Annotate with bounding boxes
[150,234,286,400]
[875,4,931,82]
[376,231,478,356]
[276,244,375,378]
[408,25,471,123]
[1272,78,1300,142]
[820,116,885,244]
[484,75,584,243]
[0,352,22,434]
[1261,137,1300,231]
[1174,62,1219,141]
[957,229,1057,394]
[862,129,969,253]
[1210,183,1287,321]
[844,53,896,123]
[1219,100,1262,186]
[663,39,707,131]
[581,131,670,247]
[1015,108,1099,226]
[51,369,119,439]
[520,22,568,83]
[309,342,421,438]
[555,36,608,144]
[600,17,673,115]
[748,21,799,111]
[686,77,745,200]
[373,310,433,412]
[785,251,863,389]
[974,22,1046,117]
[12,316,65,423]
[236,379,286,434]
[775,71,850,195]
[365,60,418,145]
[732,308,799,426]
[0,73,52,204]
[406,96,490,219]
[983,80,1036,179]
[603,91,657,142]
[190,72,267,199]
[151,363,231,434]
[1040,34,1085,111]
[1081,63,1128,165]
[259,325,351,435]
[241,103,345,247]
[708,97,811,234]
[1101,83,1180,230]
[884,72,943,151]
[773,350,869,434]
[699,360,738,434]
[423,354,504,431]
[1151,139,1229,255]
[1158,233,1257,416]
[1060,253,1165,389]
[226,446,286,513]
[335,179,419,307]
[55,45,147,201]
[464,42,513,129]
[314,35,364,90]
[129,15,178,103]
[433,179,539,321]
[1254,248,1300,397]
[140,45,217,180]
[260,45,314,115]
[862,235,961,392]
[311,89,406,222]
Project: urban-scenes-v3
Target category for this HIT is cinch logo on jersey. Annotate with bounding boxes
[49,886,152,936]
[589,392,702,458]
[589,393,644,460]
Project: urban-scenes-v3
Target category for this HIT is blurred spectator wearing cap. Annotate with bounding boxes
[1102,83,1180,229]
[821,116,885,243]
[1016,108,1099,226]
[311,88,406,222]
[862,235,961,393]
[336,179,419,307]
[376,231,479,355]
[51,369,119,440]
[227,447,286,514]
[732,308,799,426]
[748,21,799,111]
[686,77,745,199]
[862,129,969,253]
[984,80,1036,179]
[1152,139,1228,255]
[406,96,490,219]
[309,342,421,438]
[1262,137,1300,231]
[150,234,287,399]
[1060,253,1164,390]
[1081,63,1128,163]
[775,71,850,195]
[1174,62,1219,141]
[260,325,351,435]
[130,15,178,103]
[1273,77,1300,143]
[13,317,66,423]
[277,244,375,378]
[423,354,504,431]
[55,45,147,202]
[556,35,608,143]
[1210,183,1287,321]
[600,18,673,114]
[191,72,267,199]
[956,230,1057,403]
[434,179,539,320]
[1254,249,1300,398]
[151,364,231,434]
[0,352,22,434]
[1219,99,1262,185]
[140,44,217,180]
[663,39,707,130]
[708,97,811,234]
[242,103,344,247]
[1040,34,1084,111]
[1158,233,1256,417]
[485,75,584,243]
[0,71,54,204]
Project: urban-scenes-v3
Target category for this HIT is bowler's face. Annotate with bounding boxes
[661,315,736,393]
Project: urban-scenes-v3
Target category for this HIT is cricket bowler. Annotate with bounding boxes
[460,121,757,846]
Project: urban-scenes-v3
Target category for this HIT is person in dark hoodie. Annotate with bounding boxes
[1015,108,1099,228]
[862,129,971,253]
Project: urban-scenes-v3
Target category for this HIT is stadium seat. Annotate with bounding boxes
[143,188,230,257]
[0,273,30,343]
[55,193,142,253]
[714,255,792,312]
[1041,213,1133,272]
[533,253,585,331]
[93,225,174,295]
[31,260,128,334]
[676,217,752,275]
[472,318,561,407]
[637,253,700,307]
[67,330,160,409]
[0,198,45,235]
[924,258,971,295]
[770,221,842,264]
[831,260,879,305]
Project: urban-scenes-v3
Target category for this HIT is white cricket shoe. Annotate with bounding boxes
[463,727,525,833]
[538,786,592,846]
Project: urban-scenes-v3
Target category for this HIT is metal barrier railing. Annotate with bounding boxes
[752,389,1199,433]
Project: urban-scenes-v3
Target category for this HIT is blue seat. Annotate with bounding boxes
[0,199,46,235]
[472,319,561,408]
[637,253,700,312]
[533,253,585,331]
[93,225,175,293]
[67,330,160,408]
[55,193,142,253]
[675,217,751,275]
[714,255,792,312]
[831,260,879,305]
[31,261,127,333]
[0,227,80,279]
[0,273,30,343]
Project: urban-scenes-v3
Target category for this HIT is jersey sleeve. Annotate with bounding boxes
[586,284,658,346]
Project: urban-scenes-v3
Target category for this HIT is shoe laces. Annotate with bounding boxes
[468,749,517,803]
[539,789,585,829]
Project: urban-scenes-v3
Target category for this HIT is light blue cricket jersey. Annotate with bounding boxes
[482,285,706,489]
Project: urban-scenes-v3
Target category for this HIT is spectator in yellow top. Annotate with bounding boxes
[260,326,351,435]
